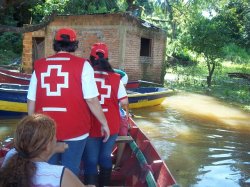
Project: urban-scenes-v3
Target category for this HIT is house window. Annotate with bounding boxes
[140,38,152,57]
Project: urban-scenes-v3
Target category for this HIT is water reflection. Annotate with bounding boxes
[163,92,250,130]
[131,92,250,187]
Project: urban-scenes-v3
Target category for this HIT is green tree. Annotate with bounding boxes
[0,0,135,65]
[183,14,230,87]
[0,0,127,33]
[219,0,249,47]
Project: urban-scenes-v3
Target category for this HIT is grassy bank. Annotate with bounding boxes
[165,62,250,112]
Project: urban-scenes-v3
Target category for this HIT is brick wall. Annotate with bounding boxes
[22,32,35,73]
[22,13,166,82]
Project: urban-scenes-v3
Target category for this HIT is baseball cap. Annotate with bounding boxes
[55,28,77,42]
[90,43,108,59]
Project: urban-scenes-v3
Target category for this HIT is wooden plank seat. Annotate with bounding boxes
[116,136,133,143]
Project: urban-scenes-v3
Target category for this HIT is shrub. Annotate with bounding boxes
[0,32,22,54]
[222,43,250,64]
[0,49,20,65]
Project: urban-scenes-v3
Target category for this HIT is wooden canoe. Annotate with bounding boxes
[0,83,174,116]
[0,83,28,116]
[0,67,31,85]
[127,87,174,109]
[0,67,140,89]
[110,117,178,186]
[126,81,140,89]
[0,117,178,187]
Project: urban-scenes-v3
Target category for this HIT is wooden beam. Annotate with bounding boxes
[116,136,133,143]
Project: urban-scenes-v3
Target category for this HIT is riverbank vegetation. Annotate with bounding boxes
[0,0,249,110]
[165,41,250,111]
[165,54,250,111]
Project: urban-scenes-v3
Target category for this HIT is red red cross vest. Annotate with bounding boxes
[89,70,121,137]
[34,53,91,140]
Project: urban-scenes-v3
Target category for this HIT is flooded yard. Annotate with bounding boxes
[131,92,250,187]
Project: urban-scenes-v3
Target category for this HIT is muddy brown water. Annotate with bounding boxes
[1,92,250,187]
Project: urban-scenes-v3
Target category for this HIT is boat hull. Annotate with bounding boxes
[110,117,177,186]
[0,68,31,85]
[0,83,28,116]
[128,87,173,109]
[0,84,174,115]
[0,117,178,187]
[125,81,140,89]
[0,68,141,88]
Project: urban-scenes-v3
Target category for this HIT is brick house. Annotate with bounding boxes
[22,13,167,82]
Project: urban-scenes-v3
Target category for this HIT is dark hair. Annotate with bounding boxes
[53,34,78,52]
[90,52,114,72]
[0,114,56,187]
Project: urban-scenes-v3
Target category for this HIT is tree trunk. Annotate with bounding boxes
[206,75,212,87]
[126,0,135,11]
[206,58,216,88]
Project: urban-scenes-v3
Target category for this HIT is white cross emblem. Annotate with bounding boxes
[95,78,111,112]
[41,65,69,96]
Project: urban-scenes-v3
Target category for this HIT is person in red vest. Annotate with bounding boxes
[82,43,129,186]
[27,28,110,176]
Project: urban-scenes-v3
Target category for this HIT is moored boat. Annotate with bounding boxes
[127,87,174,109]
[0,83,174,115]
[0,117,178,186]
[0,67,141,89]
[0,83,27,116]
[126,80,140,89]
[0,67,31,85]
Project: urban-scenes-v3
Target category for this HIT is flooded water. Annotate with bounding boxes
[0,92,250,187]
[0,118,19,147]
[131,92,250,187]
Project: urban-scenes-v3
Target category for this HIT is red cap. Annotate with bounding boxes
[55,28,77,42]
[90,43,108,59]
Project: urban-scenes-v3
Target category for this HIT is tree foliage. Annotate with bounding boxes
[162,0,250,87]
[183,14,231,87]
[0,0,249,85]
[0,0,128,33]
[0,0,131,64]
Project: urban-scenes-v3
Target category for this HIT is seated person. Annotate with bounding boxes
[0,114,94,187]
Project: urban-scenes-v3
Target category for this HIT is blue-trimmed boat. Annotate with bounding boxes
[127,87,173,109]
[0,83,28,116]
[0,84,173,116]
